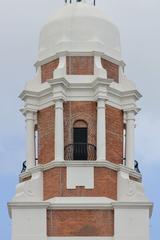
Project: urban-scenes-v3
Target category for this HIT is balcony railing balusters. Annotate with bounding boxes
[64,143,96,161]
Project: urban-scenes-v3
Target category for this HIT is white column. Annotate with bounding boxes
[26,111,35,169]
[126,110,135,169]
[55,99,64,161]
[97,98,106,161]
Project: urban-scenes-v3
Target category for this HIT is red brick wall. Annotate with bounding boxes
[37,106,55,164]
[106,105,123,164]
[64,101,97,151]
[37,104,123,164]
[41,59,59,83]
[43,167,117,200]
[67,56,94,75]
[47,209,114,236]
[101,58,119,82]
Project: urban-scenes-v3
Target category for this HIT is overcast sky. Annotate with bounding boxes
[0,0,159,239]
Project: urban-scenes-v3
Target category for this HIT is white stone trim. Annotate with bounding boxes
[55,99,64,162]
[19,160,142,183]
[47,197,114,210]
[9,199,152,216]
[125,109,136,169]
[24,110,37,169]
[13,172,43,203]
[8,202,49,218]
[114,203,152,240]
[94,56,107,79]
[9,203,47,240]
[97,98,106,161]
[113,202,153,208]
[35,51,124,69]
[54,56,66,79]
[67,166,94,189]
[19,75,142,116]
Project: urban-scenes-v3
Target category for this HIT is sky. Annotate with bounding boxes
[0,0,159,239]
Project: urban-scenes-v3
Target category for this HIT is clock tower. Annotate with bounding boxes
[8,1,153,240]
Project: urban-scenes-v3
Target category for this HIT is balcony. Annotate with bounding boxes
[64,143,96,161]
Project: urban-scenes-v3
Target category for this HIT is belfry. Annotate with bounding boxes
[8,1,153,239]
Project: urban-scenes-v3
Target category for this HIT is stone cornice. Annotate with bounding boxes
[108,86,142,100]
[19,76,141,113]
[19,160,142,182]
[8,199,153,218]
[34,51,125,68]
[112,202,153,217]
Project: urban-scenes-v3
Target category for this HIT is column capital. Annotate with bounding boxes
[22,109,37,121]
[21,107,37,115]
[54,98,64,110]
[97,97,106,109]
[124,107,140,114]
[53,94,66,103]
[124,107,140,121]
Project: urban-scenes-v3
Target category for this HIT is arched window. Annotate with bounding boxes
[73,120,88,160]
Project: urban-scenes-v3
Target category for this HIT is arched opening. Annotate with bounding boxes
[64,119,96,161]
[73,120,88,160]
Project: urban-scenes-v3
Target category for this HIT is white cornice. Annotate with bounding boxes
[19,75,141,113]
[8,199,153,218]
[108,86,142,100]
[34,51,125,68]
[19,86,51,101]
[19,160,142,182]
[112,202,153,217]
[7,202,49,218]
[47,197,114,210]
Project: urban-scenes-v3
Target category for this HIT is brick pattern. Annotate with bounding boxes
[67,56,94,75]
[41,58,59,83]
[74,120,88,128]
[106,105,123,164]
[43,167,117,200]
[64,101,97,149]
[47,209,114,236]
[101,58,119,82]
[37,106,55,164]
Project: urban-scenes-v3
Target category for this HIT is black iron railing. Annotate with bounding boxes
[64,143,96,161]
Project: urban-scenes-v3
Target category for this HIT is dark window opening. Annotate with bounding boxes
[73,128,88,160]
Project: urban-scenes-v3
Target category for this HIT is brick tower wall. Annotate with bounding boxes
[37,103,124,165]
[47,209,114,237]
[43,167,117,200]
[66,56,94,75]
[37,57,123,238]
[41,58,59,83]
[106,105,124,164]
[40,57,119,82]
[37,106,55,164]
[101,58,119,82]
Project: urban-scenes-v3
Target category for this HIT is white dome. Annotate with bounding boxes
[38,2,121,62]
